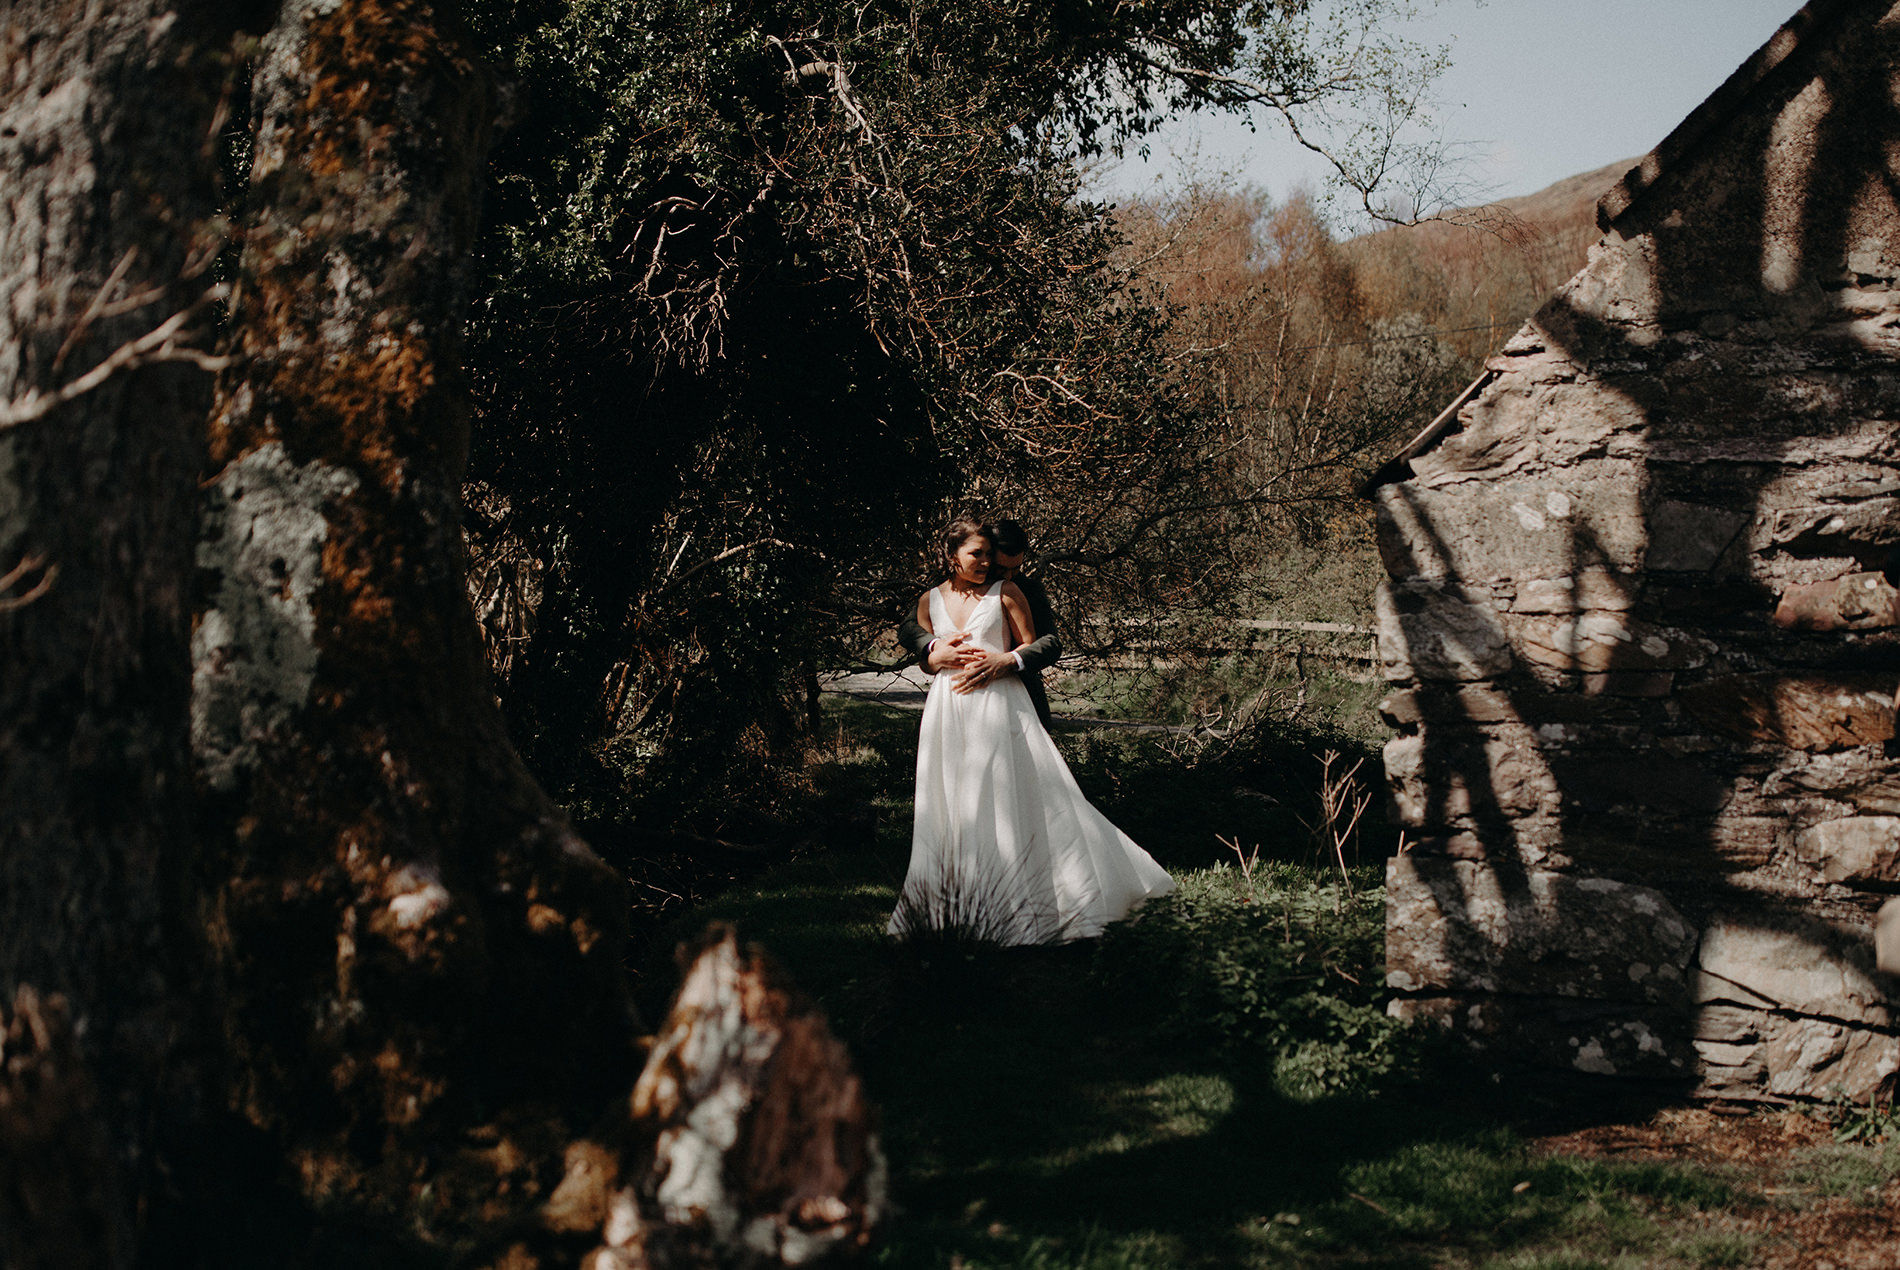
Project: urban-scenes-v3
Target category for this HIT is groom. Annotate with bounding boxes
[899,518,1061,730]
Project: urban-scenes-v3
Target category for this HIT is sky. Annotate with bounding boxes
[1094,0,1808,214]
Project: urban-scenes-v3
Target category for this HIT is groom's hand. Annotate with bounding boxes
[952,649,1017,694]
[926,633,979,673]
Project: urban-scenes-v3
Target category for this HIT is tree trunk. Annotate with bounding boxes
[0,3,237,1264]
[0,1,883,1262]
[196,0,644,1256]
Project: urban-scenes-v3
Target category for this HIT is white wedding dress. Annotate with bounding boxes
[888,580,1175,945]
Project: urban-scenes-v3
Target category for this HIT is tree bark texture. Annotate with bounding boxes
[196,0,646,1253]
[0,1,884,1262]
[0,2,236,1264]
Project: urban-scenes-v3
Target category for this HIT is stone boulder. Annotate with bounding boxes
[1680,673,1897,752]
[1387,857,1696,1004]
[1693,918,1893,1028]
[1393,995,1694,1079]
[1376,580,1513,682]
[1794,817,1900,885]
[1772,571,1900,631]
[1693,1002,1899,1103]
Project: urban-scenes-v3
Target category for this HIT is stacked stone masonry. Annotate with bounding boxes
[1378,0,1900,1102]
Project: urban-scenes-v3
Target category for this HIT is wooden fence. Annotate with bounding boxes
[1083,617,1379,674]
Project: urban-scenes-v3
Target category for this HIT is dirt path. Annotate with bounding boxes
[1535,1107,1900,1268]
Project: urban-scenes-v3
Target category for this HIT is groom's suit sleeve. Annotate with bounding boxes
[897,612,935,670]
[1013,575,1061,674]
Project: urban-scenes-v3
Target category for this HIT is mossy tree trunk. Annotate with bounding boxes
[196,0,644,1256]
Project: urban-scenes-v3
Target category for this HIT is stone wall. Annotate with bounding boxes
[1376,0,1900,1102]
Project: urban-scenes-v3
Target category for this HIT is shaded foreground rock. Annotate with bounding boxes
[494,927,884,1270]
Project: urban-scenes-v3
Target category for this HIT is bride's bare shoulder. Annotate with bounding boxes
[999,580,1029,605]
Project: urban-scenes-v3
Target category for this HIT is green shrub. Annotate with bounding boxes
[1823,1085,1900,1143]
[1092,862,1413,1099]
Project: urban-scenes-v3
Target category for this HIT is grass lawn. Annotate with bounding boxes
[632,698,1900,1269]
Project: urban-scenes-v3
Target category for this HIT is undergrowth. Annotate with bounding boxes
[628,695,1848,1268]
[1095,863,1414,1101]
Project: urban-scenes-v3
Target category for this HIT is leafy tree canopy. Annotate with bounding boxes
[460,0,1452,830]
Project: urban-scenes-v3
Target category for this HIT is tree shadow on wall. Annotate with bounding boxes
[1374,0,1900,1108]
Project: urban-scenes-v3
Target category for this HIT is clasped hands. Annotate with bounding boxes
[927,633,1017,693]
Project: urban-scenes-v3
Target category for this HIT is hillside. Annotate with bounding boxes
[1344,157,1640,363]
[1483,156,1643,226]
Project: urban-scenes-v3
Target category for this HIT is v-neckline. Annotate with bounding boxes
[940,580,997,632]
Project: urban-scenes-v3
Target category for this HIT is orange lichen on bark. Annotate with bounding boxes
[193,0,661,1256]
[216,337,438,481]
[302,0,468,139]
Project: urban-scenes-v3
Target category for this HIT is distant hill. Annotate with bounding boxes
[1474,157,1640,231]
[1343,158,1639,363]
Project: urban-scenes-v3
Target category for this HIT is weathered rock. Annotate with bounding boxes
[1690,1037,1769,1095]
[1759,1018,1899,1102]
[1772,571,1900,631]
[1407,378,1654,485]
[1647,579,1769,621]
[1879,899,1900,974]
[1386,857,1696,1004]
[1515,568,1639,613]
[1763,745,1900,813]
[1769,498,1900,551]
[1508,613,1708,674]
[1680,673,1896,751]
[1648,500,1750,571]
[1403,831,1493,860]
[1379,686,1651,727]
[1380,688,1509,728]
[1691,1005,1900,1102]
[1693,918,1892,1028]
[1702,814,1785,868]
[1579,671,1676,697]
[1376,475,1648,584]
[1647,500,1751,572]
[1547,752,1730,815]
[1376,581,1513,682]
[1693,1003,1763,1046]
[1383,728,1560,828]
[1392,995,1694,1079]
[1794,816,1900,884]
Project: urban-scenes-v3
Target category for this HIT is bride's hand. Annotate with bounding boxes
[927,633,979,673]
[951,649,1016,693]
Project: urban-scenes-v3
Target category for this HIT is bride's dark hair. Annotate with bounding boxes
[936,516,988,578]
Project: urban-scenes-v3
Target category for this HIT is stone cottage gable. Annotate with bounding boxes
[1373,0,1900,1102]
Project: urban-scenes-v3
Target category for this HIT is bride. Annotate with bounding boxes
[888,518,1175,945]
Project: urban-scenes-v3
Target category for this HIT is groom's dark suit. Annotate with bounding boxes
[900,572,1061,731]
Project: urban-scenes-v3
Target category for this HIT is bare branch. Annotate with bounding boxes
[1122,25,1471,228]
[655,538,812,595]
[2,285,234,431]
[0,556,58,612]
